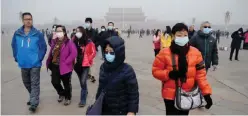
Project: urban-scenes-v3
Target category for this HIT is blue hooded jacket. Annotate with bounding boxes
[11,26,47,68]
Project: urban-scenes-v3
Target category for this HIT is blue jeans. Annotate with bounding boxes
[21,68,41,107]
[74,64,90,104]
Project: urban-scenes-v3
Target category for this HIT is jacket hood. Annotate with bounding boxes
[103,36,125,71]
[238,28,243,33]
[16,26,39,36]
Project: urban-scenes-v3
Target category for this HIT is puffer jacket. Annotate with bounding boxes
[189,30,218,68]
[73,37,96,67]
[160,34,172,49]
[152,46,212,100]
[96,36,139,115]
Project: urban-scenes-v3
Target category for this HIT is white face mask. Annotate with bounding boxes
[56,32,64,39]
[101,29,106,31]
[174,36,189,46]
[75,32,82,38]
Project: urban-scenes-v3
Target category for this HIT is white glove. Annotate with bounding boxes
[213,65,217,71]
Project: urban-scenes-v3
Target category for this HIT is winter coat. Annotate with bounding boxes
[160,34,172,49]
[153,35,161,49]
[189,30,197,40]
[245,32,248,43]
[86,28,98,45]
[96,36,139,115]
[99,30,118,47]
[46,38,77,75]
[189,30,218,68]
[73,38,96,67]
[152,46,212,100]
[231,28,244,48]
[11,26,47,68]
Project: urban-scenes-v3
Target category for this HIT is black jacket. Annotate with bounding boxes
[231,28,244,48]
[99,30,118,47]
[96,36,139,115]
[190,30,218,68]
[86,28,98,44]
[188,30,196,40]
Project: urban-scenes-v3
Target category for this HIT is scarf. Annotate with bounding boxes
[170,41,190,83]
[52,40,64,65]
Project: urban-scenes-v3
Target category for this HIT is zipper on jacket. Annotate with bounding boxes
[21,39,24,47]
[27,38,30,48]
[204,38,206,59]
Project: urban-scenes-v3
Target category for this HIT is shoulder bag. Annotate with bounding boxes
[171,54,204,111]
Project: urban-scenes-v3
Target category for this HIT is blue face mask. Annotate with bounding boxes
[203,28,212,34]
[85,23,91,29]
[105,53,115,62]
[174,36,189,46]
[108,26,113,30]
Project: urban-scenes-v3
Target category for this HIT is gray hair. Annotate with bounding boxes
[201,21,211,28]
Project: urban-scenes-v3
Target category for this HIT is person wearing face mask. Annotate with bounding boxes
[95,36,139,115]
[152,23,212,115]
[46,25,77,106]
[84,17,98,51]
[229,28,244,61]
[99,22,118,58]
[98,26,107,59]
[84,17,98,82]
[190,21,218,72]
[72,26,96,107]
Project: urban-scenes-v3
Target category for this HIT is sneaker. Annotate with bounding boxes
[91,76,96,83]
[64,99,71,106]
[58,96,64,103]
[27,101,31,105]
[29,106,37,112]
[78,102,86,107]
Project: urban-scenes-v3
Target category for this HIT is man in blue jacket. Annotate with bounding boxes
[11,12,47,112]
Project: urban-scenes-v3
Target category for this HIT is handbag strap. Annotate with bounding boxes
[171,54,180,88]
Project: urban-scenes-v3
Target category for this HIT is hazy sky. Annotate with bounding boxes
[1,0,248,25]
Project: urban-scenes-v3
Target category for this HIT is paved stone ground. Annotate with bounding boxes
[1,33,248,115]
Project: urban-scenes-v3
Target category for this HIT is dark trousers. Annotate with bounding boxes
[216,37,220,44]
[230,47,239,60]
[154,49,160,56]
[74,63,90,104]
[164,99,189,115]
[51,64,72,100]
[21,68,41,106]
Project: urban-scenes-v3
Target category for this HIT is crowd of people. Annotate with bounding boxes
[10,12,248,115]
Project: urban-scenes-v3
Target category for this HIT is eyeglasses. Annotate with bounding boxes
[105,51,115,55]
[23,19,32,21]
[204,26,211,28]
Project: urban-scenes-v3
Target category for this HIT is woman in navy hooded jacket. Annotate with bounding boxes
[96,36,139,115]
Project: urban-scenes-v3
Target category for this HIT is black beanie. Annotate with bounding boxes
[85,17,93,23]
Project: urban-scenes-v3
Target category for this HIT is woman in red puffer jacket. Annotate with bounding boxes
[72,26,96,107]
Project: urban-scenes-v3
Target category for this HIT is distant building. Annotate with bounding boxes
[104,8,146,29]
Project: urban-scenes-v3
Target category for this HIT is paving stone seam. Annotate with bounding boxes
[209,74,248,99]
